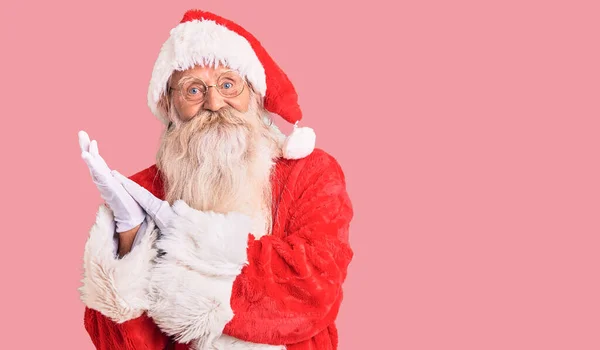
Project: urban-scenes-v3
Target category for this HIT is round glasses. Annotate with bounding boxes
[169,70,246,104]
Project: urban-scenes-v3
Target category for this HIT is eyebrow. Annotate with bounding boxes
[180,69,238,82]
[176,75,203,85]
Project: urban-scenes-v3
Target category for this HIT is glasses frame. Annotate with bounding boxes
[168,70,246,104]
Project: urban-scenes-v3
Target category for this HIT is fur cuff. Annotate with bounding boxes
[79,204,158,323]
[195,334,285,350]
[148,203,252,345]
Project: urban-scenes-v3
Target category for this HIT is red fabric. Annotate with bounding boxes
[179,9,303,125]
[84,308,169,350]
[83,148,353,349]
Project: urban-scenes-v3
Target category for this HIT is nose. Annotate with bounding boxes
[202,86,227,111]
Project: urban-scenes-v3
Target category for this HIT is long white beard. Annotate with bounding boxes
[156,97,283,237]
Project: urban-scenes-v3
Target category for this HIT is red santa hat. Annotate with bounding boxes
[147,9,315,160]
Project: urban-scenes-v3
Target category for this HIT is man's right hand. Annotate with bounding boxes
[78,130,146,233]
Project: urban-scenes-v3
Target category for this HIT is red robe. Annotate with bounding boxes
[80,148,353,349]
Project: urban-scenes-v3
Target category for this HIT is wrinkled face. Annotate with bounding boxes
[157,64,280,235]
[168,64,253,124]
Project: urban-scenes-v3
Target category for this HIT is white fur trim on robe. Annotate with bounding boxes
[200,334,285,350]
[147,200,284,349]
[79,204,158,323]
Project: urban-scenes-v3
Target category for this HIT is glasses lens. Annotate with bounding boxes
[180,79,207,102]
[217,71,244,97]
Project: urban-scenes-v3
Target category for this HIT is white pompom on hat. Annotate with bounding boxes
[148,9,315,159]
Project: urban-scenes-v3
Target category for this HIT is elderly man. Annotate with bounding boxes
[78,9,353,350]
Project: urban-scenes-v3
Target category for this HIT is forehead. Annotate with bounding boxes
[170,64,236,83]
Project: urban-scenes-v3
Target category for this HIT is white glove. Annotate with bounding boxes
[111,169,175,232]
[78,130,145,233]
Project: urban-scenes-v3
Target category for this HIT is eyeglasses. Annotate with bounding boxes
[168,70,246,104]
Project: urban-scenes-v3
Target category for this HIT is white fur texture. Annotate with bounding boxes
[79,204,158,323]
[282,126,316,160]
[148,19,267,125]
[147,200,254,347]
[199,334,285,350]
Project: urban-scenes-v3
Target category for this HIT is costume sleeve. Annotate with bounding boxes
[79,203,169,350]
[223,150,354,344]
[84,307,169,350]
[147,150,353,347]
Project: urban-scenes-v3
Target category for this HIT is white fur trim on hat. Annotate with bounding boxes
[148,19,267,124]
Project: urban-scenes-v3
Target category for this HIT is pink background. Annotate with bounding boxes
[2,0,599,349]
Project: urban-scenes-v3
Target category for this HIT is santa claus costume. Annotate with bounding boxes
[79,9,354,350]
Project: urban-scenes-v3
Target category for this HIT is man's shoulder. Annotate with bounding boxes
[304,148,344,170]
[275,148,346,185]
[301,148,345,175]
